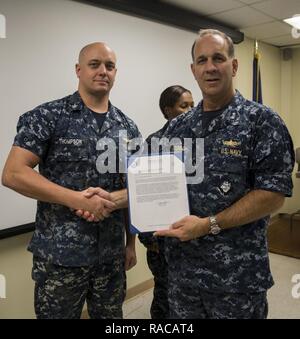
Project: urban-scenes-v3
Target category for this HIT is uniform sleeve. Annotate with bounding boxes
[127,119,143,157]
[143,131,160,155]
[251,108,295,197]
[138,232,157,248]
[118,116,143,184]
[13,105,58,159]
[163,108,195,138]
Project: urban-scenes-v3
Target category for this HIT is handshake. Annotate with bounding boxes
[75,187,118,222]
[74,186,136,271]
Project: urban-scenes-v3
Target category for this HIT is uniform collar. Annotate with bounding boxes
[100,105,125,135]
[68,91,124,134]
[161,121,170,133]
[68,91,85,112]
[190,90,245,137]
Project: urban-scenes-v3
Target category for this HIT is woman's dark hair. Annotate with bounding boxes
[159,85,191,119]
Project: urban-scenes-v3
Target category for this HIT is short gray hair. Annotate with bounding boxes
[191,29,235,60]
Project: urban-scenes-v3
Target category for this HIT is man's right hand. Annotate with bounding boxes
[75,187,116,222]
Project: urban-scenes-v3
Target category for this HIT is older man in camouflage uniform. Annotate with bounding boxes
[138,85,194,318]
[155,29,295,319]
[2,43,140,319]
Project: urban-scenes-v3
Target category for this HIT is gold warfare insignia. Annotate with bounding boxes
[173,146,186,152]
[122,137,130,144]
[222,140,241,148]
[221,140,242,157]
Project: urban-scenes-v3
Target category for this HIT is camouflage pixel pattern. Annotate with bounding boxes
[32,256,125,319]
[146,245,169,319]
[168,269,268,319]
[159,91,295,296]
[138,122,169,248]
[138,122,170,318]
[13,91,141,267]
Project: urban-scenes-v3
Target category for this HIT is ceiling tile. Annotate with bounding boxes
[262,34,300,46]
[241,21,293,39]
[252,0,300,20]
[160,0,299,47]
[209,6,273,28]
[237,0,266,4]
[161,0,244,16]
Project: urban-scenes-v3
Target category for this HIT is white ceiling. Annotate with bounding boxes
[162,0,300,47]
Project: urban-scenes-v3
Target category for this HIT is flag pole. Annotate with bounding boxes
[255,39,258,56]
[253,39,262,104]
[255,40,259,102]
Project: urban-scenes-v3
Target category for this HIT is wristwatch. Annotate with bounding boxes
[208,216,221,235]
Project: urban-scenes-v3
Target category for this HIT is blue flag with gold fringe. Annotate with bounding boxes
[252,40,263,104]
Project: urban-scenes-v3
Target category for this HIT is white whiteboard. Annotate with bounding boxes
[0,0,201,231]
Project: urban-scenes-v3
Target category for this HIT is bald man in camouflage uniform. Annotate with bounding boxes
[2,43,140,319]
[155,29,295,319]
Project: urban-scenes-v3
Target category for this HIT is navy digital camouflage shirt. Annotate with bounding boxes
[138,121,170,248]
[160,90,295,293]
[13,91,141,267]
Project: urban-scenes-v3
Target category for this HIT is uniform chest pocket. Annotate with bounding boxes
[48,139,89,162]
[204,144,249,199]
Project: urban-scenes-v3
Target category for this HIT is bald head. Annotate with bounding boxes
[76,42,118,98]
[78,42,116,64]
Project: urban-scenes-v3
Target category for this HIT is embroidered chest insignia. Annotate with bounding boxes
[220,181,231,194]
[223,140,241,148]
[221,140,243,157]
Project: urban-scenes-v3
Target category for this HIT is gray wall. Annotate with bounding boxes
[0,0,200,231]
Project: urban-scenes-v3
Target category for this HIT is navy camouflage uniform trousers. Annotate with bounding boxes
[138,234,169,319]
[138,122,170,319]
[158,91,295,319]
[14,91,141,319]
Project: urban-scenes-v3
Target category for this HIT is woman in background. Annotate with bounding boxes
[139,85,194,319]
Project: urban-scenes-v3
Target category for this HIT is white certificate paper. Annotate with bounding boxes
[127,153,190,233]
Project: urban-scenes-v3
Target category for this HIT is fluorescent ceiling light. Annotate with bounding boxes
[284,15,300,29]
